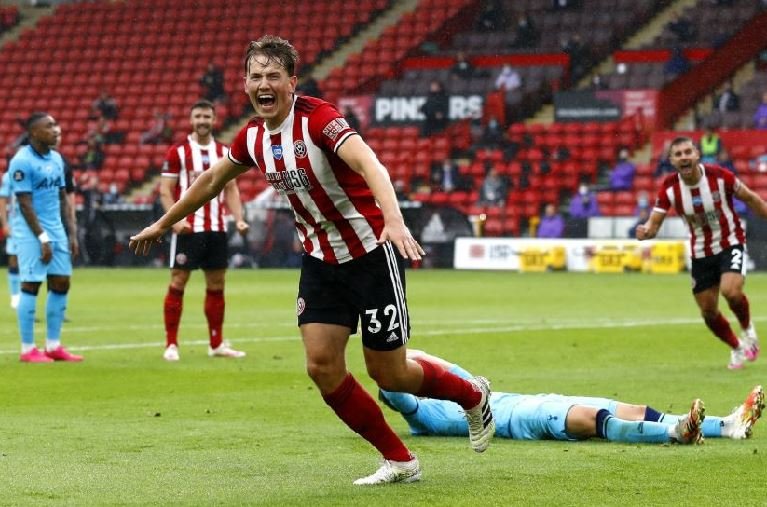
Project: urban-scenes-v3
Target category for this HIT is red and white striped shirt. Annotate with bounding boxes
[163,135,229,233]
[228,96,384,264]
[653,163,745,259]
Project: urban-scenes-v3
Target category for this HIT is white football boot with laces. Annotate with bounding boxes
[353,456,421,486]
[163,344,180,362]
[208,341,246,358]
[464,376,495,452]
[742,322,760,362]
[724,385,764,439]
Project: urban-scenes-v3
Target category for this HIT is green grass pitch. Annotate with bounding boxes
[0,268,764,505]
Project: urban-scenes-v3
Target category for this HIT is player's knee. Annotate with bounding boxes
[721,287,742,303]
[305,358,343,384]
[21,284,41,296]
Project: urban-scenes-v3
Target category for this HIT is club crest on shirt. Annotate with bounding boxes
[271,145,283,160]
[710,191,721,202]
[293,140,307,159]
[321,118,349,142]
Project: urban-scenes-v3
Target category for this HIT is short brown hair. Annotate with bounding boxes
[191,99,215,113]
[243,35,299,76]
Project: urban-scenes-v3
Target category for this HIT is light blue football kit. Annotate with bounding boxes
[8,145,71,348]
[0,171,20,303]
[380,363,725,443]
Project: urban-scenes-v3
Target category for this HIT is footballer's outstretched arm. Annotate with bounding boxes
[130,158,248,254]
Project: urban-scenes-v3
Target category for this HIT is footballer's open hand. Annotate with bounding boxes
[130,224,166,255]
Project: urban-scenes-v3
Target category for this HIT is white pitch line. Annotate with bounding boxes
[2,316,759,355]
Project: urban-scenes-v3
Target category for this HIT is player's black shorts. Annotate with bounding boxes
[296,242,411,351]
[690,244,746,294]
[169,231,228,270]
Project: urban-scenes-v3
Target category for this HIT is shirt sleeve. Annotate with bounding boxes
[9,156,32,194]
[653,182,671,214]
[307,103,358,153]
[228,125,256,166]
[162,145,180,177]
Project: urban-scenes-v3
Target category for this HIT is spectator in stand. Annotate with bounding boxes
[628,207,651,238]
[342,105,362,135]
[654,140,675,177]
[475,0,505,31]
[478,116,505,149]
[477,166,508,207]
[430,159,469,193]
[561,34,591,82]
[140,111,173,145]
[296,75,322,99]
[752,91,767,130]
[495,64,522,119]
[664,46,691,79]
[715,82,740,113]
[91,89,119,120]
[552,0,581,9]
[667,11,696,43]
[699,126,723,163]
[537,203,565,238]
[419,80,449,136]
[717,148,736,174]
[199,61,227,103]
[495,64,522,95]
[510,12,539,49]
[450,51,476,80]
[609,148,636,191]
[79,134,105,171]
[568,183,600,218]
[590,74,609,90]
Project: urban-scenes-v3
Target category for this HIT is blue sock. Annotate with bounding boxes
[661,414,723,438]
[379,390,419,415]
[7,268,19,298]
[17,291,37,347]
[46,290,67,342]
[597,408,670,443]
[644,406,663,422]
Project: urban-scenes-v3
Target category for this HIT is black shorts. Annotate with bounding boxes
[169,231,228,270]
[690,244,746,294]
[296,242,411,351]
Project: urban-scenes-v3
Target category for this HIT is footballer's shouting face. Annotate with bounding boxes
[669,140,701,182]
[244,53,297,129]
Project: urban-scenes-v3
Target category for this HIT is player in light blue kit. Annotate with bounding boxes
[9,112,81,363]
[380,350,763,444]
[0,170,21,309]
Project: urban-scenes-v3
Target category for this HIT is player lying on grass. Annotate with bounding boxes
[380,350,764,445]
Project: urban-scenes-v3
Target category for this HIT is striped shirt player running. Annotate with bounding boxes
[129,35,495,485]
[159,99,249,362]
[637,136,767,369]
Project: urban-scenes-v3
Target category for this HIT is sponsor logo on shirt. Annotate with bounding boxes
[293,140,307,159]
[271,145,283,160]
[265,168,312,195]
[34,176,62,190]
[321,118,349,142]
